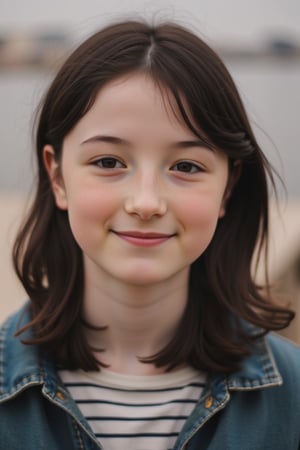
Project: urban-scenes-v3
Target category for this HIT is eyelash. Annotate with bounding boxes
[92,157,204,173]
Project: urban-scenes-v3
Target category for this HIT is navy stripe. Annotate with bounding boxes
[64,381,205,393]
[76,398,198,407]
[86,415,187,421]
[95,432,179,438]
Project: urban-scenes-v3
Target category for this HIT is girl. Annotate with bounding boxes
[0,19,299,450]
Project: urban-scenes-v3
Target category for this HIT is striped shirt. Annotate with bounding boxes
[59,366,206,450]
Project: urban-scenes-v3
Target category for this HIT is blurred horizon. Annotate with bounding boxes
[1,0,300,44]
[0,0,299,197]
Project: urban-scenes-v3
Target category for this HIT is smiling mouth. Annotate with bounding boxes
[111,230,175,247]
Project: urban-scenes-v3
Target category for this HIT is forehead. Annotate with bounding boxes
[94,72,179,117]
[81,72,214,144]
[68,72,200,141]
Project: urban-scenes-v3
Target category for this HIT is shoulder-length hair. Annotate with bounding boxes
[14,20,294,373]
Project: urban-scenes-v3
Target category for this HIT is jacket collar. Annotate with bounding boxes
[0,304,282,402]
[225,335,282,390]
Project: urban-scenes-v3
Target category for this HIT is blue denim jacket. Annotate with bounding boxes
[1,304,300,449]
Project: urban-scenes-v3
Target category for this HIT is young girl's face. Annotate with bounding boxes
[45,73,229,288]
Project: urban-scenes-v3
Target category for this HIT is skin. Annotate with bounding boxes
[44,73,230,375]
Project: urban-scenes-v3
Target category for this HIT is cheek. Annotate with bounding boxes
[178,191,224,256]
[179,190,224,229]
[65,187,117,244]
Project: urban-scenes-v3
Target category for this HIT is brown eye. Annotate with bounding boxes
[171,161,202,173]
[94,157,126,169]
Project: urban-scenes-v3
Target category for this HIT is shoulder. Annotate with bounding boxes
[267,333,300,371]
[0,302,31,334]
[266,333,300,383]
[0,302,34,377]
[0,309,20,343]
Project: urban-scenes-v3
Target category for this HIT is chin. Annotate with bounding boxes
[117,269,170,287]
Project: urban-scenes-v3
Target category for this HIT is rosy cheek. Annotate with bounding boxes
[66,189,116,239]
[73,186,116,215]
[179,193,221,227]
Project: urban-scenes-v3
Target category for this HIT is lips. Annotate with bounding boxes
[111,230,174,247]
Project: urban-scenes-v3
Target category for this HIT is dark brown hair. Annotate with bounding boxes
[13,20,294,373]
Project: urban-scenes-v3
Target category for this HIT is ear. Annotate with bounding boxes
[43,145,68,210]
[219,160,241,218]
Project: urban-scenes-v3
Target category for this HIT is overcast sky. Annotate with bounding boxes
[1,0,300,45]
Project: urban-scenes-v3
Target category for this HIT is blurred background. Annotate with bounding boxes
[0,0,300,341]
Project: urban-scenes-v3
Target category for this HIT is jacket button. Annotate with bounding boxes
[56,390,65,401]
[205,396,213,409]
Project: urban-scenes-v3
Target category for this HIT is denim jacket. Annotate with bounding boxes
[1,304,300,450]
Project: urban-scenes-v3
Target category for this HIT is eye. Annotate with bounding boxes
[93,157,126,169]
[171,161,203,173]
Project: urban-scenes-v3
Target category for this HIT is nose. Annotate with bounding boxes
[124,172,167,220]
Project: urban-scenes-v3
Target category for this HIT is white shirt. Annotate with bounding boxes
[59,366,206,450]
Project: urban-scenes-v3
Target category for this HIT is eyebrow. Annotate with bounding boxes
[81,135,130,146]
[80,135,214,151]
[171,139,214,151]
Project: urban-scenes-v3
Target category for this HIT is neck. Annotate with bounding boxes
[82,267,189,375]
